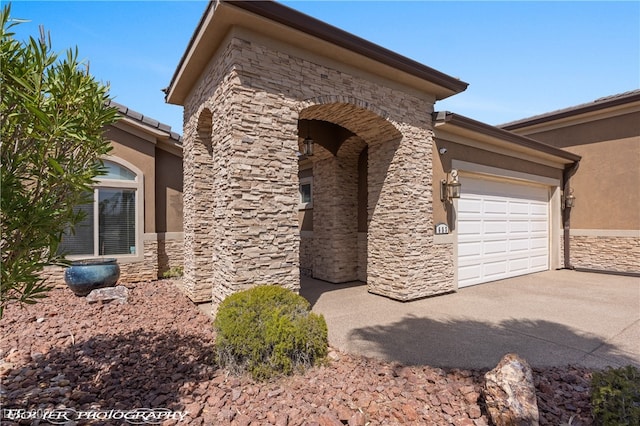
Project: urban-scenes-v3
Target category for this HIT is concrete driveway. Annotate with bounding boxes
[300,270,640,369]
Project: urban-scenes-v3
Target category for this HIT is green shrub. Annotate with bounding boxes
[213,285,328,381]
[161,266,183,279]
[591,365,640,425]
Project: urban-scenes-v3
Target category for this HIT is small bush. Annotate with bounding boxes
[591,365,640,425]
[161,266,183,279]
[213,285,328,381]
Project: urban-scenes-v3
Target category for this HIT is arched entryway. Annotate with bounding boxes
[296,99,403,287]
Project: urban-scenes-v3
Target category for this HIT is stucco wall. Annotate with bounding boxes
[512,110,640,274]
[512,111,639,231]
[105,126,156,233]
[155,148,184,233]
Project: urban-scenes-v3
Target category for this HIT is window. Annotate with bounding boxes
[60,158,143,259]
[299,177,313,209]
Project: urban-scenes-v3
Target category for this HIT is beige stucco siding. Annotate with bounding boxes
[516,112,640,231]
[155,148,184,233]
[105,126,156,233]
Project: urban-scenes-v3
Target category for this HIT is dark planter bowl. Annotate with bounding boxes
[64,258,120,296]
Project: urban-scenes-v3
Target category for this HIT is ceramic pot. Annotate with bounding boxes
[64,258,120,296]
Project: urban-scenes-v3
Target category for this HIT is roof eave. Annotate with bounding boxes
[166,0,468,106]
[501,91,640,130]
[433,111,582,165]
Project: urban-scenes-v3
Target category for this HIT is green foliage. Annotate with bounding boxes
[162,266,184,279]
[0,5,118,317]
[591,365,640,425]
[213,285,328,381]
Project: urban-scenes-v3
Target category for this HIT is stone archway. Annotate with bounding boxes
[297,100,407,290]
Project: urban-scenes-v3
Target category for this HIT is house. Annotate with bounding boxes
[41,101,184,285]
[502,90,640,275]
[163,0,636,306]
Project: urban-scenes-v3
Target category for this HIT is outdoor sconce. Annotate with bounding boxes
[302,121,314,156]
[303,135,314,156]
[440,169,461,203]
[563,187,576,209]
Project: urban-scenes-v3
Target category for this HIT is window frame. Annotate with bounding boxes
[65,156,144,262]
[299,176,313,210]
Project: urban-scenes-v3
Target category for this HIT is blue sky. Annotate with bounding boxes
[8,1,639,133]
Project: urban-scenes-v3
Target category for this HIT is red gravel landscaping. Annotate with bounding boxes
[1,279,594,425]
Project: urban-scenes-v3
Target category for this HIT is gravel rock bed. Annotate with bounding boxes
[1,279,594,425]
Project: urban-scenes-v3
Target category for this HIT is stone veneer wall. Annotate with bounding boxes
[570,235,639,274]
[181,28,456,304]
[299,233,314,277]
[357,232,367,282]
[157,234,185,277]
[39,235,184,288]
[312,136,366,283]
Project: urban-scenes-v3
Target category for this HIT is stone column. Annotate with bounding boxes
[367,124,449,300]
[216,90,301,301]
[312,136,365,283]
[181,109,216,302]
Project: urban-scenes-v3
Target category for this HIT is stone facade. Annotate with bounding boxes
[299,233,314,277]
[570,235,640,274]
[40,235,184,288]
[180,28,455,305]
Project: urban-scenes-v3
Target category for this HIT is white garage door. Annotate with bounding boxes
[457,176,549,288]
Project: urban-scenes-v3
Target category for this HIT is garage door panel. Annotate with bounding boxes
[509,258,530,273]
[483,261,508,278]
[484,240,508,255]
[458,241,482,257]
[458,264,482,283]
[458,198,483,213]
[458,176,550,288]
[509,202,530,215]
[458,220,483,236]
[484,221,508,234]
[530,237,548,250]
[509,221,529,233]
[531,203,548,215]
[509,238,530,252]
[484,201,508,214]
[530,255,548,269]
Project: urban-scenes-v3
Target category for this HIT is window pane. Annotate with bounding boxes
[300,183,312,204]
[102,160,136,181]
[59,202,94,256]
[99,189,136,255]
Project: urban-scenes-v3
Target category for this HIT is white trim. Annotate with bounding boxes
[570,229,640,238]
[67,156,145,263]
[436,130,570,168]
[452,160,561,187]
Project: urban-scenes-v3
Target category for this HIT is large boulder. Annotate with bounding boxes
[483,353,539,426]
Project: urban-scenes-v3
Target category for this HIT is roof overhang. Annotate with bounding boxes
[501,90,640,133]
[166,0,468,106]
[108,101,183,157]
[433,111,581,168]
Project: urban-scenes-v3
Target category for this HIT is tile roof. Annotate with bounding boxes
[108,100,182,143]
[501,89,640,130]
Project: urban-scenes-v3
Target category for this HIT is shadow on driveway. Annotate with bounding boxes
[348,315,638,369]
[301,271,640,369]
